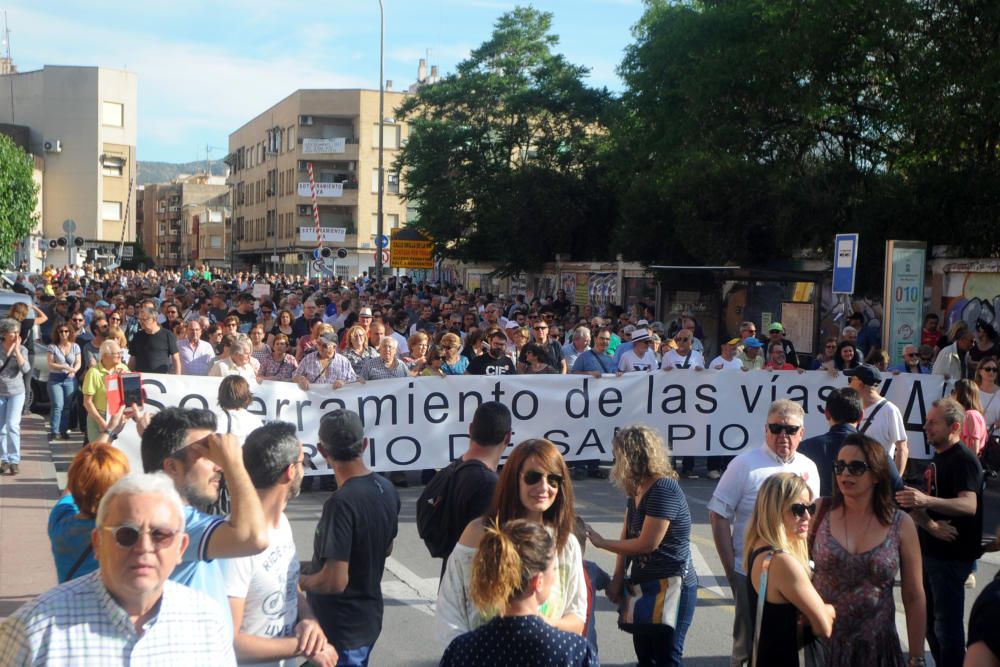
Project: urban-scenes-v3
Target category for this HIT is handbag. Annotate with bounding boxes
[617,575,683,633]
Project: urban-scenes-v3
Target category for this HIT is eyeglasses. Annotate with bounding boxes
[906,353,919,358]
[262,309,272,314]
[767,423,801,436]
[789,502,817,519]
[522,470,564,488]
[982,367,999,373]
[833,460,870,476]
[71,318,84,322]
[533,326,548,331]
[441,345,457,350]
[109,317,121,322]
[675,336,692,342]
[101,524,180,549]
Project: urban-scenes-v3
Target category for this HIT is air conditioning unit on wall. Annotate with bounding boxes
[44,140,62,153]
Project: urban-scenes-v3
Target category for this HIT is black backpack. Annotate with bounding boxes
[416,459,477,558]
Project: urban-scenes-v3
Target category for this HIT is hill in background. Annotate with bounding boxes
[137,159,227,185]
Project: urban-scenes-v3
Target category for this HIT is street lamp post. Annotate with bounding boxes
[375,0,385,287]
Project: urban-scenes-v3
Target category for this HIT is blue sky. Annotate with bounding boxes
[3,1,646,163]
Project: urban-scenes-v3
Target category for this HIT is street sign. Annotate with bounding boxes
[376,234,390,249]
[389,228,434,269]
[122,245,134,258]
[374,249,390,265]
[299,227,346,243]
[62,219,76,234]
[832,233,858,294]
[269,255,280,263]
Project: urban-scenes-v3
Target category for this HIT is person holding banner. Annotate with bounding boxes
[617,329,657,374]
[436,439,586,646]
[293,331,357,391]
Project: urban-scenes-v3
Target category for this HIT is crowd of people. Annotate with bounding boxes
[0,263,996,666]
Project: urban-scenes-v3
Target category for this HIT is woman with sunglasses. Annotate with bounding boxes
[812,338,840,370]
[744,472,836,667]
[441,519,596,667]
[436,439,586,646]
[46,323,82,441]
[439,332,469,375]
[811,434,925,667]
[420,345,447,377]
[342,324,377,376]
[974,356,1000,434]
[585,425,697,666]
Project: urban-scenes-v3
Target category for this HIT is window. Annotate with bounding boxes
[102,201,122,220]
[372,124,400,150]
[210,235,222,249]
[371,213,399,231]
[371,168,380,193]
[287,126,295,151]
[208,210,223,223]
[103,101,124,127]
[102,162,123,177]
[387,172,400,194]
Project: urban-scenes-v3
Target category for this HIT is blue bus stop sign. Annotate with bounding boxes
[832,233,859,295]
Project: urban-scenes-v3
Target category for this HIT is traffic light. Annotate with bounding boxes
[337,248,348,259]
[48,239,58,249]
[57,237,67,247]
[313,247,333,260]
[74,236,85,248]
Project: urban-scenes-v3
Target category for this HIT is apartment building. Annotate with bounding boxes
[141,176,229,270]
[0,65,138,269]
[227,88,408,277]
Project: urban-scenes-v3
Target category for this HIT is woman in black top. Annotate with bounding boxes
[440,519,596,667]
[744,473,835,667]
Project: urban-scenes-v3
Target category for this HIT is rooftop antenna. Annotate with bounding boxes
[3,11,14,123]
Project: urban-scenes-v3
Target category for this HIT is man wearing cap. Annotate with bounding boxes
[845,363,910,473]
[767,322,798,367]
[736,336,765,370]
[293,332,357,391]
[617,328,657,373]
[709,338,746,371]
[300,410,400,665]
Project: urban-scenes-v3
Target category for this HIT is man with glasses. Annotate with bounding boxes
[708,400,820,667]
[571,327,616,377]
[889,344,931,374]
[129,308,181,375]
[139,407,269,638]
[562,326,591,369]
[467,329,516,376]
[0,473,236,664]
[67,312,92,347]
[293,332,357,391]
[524,319,567,373]
[222,422,338,666]
[661,329,706,370]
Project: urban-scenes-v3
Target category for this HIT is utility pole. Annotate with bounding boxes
[375,0,385,287]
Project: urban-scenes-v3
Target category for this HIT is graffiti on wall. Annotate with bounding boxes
[944,271,1000,329]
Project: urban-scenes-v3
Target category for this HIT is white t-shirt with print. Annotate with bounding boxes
[708,355,745,370]
[617,348,658,373]
[222,514,299,667]
[661,348,706,370]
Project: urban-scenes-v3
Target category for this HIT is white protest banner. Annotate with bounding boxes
[302,137,346,154]
[113,370,946,476]
[297,182,344,198]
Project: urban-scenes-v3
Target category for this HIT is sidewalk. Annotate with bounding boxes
[0,413,61,621]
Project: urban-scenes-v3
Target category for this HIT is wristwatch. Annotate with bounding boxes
[102,429,118,441]
[908,656,926,667]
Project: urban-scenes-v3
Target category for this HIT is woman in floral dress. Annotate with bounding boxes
[812,434,926,667]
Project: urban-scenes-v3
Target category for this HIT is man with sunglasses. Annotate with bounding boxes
[222,422,338,666]
[707,400,820,667]
[0,474,236,664]
[139,407,269,638]
[888,344,931,374]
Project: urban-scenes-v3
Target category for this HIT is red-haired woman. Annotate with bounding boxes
[435,439,586,647]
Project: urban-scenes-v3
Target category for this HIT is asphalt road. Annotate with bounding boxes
[283,471,1000,667]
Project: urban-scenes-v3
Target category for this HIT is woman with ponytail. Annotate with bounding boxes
[440,519,597,666]
[436,439,587,646]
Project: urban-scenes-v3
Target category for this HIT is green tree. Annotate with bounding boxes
[0,135,39,266]
[613,0,1000,288]
[395,7,616,274]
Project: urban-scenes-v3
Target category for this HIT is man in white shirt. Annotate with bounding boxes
[178,320,217,376]
[844,363,909,473]
[617,328,657,372]
[709,337,746,370]
[223,422,337,667]
[707,400,820,667]
[661,329,706,370]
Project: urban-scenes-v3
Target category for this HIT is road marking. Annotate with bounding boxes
[691,542,731,601]
[383,556,438,616]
